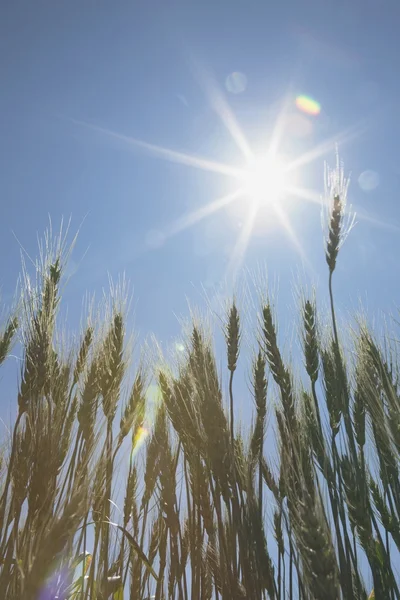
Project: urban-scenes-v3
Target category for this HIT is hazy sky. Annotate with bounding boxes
[1,0,400,350]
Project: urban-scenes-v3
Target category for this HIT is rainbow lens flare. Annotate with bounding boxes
[133,425,149,453]
[295,95,321,116]
[83,553,92,575]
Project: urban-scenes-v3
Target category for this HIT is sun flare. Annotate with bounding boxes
[74,78,363,283]
[240,155,286,205]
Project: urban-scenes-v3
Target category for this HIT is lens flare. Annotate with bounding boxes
[358,170,379,191]
[295,95,321,116]
[225,72,248,94]
[83,553,92,575]
[133,426,149,452]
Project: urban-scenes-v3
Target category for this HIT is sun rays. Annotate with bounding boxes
[192,63,254,163]
[166,189,245,237]
[69,118,240,179]
[69,71,382,278]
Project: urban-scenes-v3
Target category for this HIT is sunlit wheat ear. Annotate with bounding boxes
[260,457,280,500]
[187,325,231,475]
[122,464,136,523]
[302,391,326,473]
[141,427,161,511]
[78,355,100,445]
[340,455,372,550]
[243,494,276,599]
[200,552,213,600]
[369,478,399,548]
[148,516,164,565]
[18,258,62,414]
[231,432,246,495]
[292,493,340,600]
[372,417,399,492]
[0,316,18,366]
[262,303,295,430]
[361,328,400,455]
[198,462,215,537]
[92,456,107,527]
[73,325,94,385]
[117,371,146,449]
[155,406,178,535]
[353,347,367,450]
[100,311,126,422]
[322,150,355,273]
[321,345,342,437]
[302,299,319,384]
[250,350,267,462]
[12,426,31,508]
[226,301,240,373]
[226,300,240,443]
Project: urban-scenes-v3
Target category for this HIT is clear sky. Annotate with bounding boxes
[1,0,400,353]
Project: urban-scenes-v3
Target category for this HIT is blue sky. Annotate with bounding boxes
[1,0,400,363]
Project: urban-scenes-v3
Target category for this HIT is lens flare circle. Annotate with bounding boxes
[358,170,379,191]
[225,72,247,94]
[295,95,321,116]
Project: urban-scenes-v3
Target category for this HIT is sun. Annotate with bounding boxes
[240,155,286,205]
[75,79,353,281]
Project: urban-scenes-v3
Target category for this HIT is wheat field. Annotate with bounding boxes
[0,159,399,599]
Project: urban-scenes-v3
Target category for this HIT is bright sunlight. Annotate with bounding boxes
[72,67,366,281]
[239,155,286,205]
